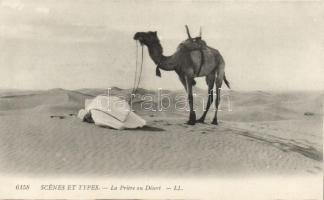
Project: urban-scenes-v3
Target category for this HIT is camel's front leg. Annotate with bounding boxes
[185,76,196,125]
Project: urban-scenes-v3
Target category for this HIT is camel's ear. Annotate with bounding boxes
[156,67,161,77]
[153,31,157,36]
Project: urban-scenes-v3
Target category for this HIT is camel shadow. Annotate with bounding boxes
[126,125,165,132]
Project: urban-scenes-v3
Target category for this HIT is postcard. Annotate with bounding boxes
[0,0,322,199]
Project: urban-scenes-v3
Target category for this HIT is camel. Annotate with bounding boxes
[133,31,230,125]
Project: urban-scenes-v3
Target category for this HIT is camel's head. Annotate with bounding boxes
[133,31,158,46]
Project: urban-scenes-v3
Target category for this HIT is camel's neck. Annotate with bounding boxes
[146,41,175,71]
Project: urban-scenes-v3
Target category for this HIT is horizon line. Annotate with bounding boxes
[0,87,323,93]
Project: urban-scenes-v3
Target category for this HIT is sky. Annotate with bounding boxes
[0,0,323,91]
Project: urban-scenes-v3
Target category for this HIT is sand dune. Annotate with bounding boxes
[0,88,322,176]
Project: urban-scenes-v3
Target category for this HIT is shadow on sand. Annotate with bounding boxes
[128,125,165,132]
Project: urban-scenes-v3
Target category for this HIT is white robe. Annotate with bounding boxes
[78,95,146,130]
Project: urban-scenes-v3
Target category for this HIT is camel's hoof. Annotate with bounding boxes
[186,120,196,125]
[187,111,196,125]
[211,121,218,125]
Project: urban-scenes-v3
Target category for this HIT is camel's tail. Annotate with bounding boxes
[224,74,230,89]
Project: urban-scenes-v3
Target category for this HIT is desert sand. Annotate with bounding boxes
[0,87,322,177]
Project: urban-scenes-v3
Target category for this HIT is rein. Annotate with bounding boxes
[129,41,144,103]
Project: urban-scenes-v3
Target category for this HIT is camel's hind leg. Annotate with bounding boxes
[212,77,223,125]
[197,74,215,123]
[212,73,224,125]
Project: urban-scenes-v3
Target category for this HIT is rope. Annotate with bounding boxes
[122,41,144,119]
[135,45,144,92]
[127,41,144,112]
[130,41,144,98]
[131,41,139,96]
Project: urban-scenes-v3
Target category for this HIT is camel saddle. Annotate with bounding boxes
[179,37,207,76]
[155,37,208,77]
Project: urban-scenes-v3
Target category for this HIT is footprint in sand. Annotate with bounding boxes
[51,114,77,119]
[50,115,66,119]
[313,166,322,171]
[178,124,188,128]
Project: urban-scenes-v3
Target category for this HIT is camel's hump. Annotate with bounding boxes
[177,38,207,51]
